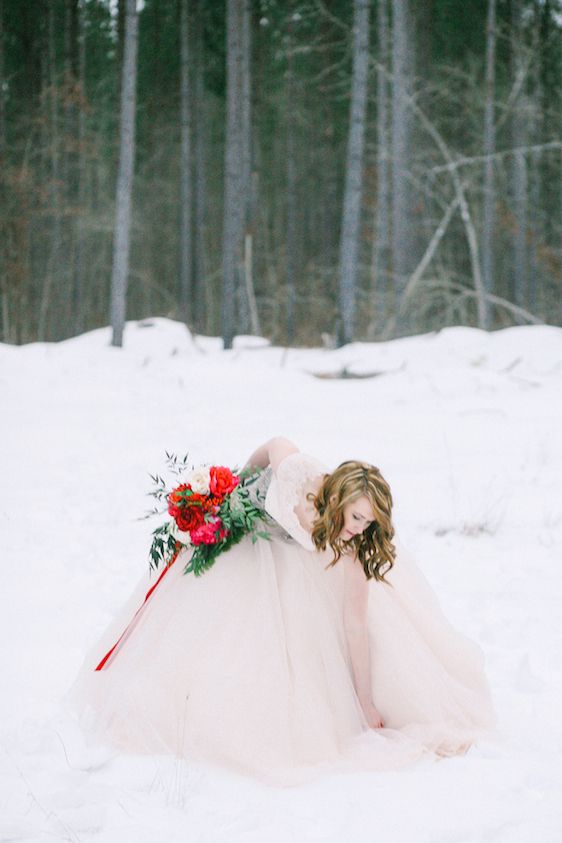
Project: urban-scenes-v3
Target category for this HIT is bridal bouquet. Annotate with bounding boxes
[146,453,270,576]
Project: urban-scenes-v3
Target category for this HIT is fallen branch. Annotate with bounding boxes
[429,279,544,325]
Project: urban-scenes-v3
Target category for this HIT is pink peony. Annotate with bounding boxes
[190,517,227,546]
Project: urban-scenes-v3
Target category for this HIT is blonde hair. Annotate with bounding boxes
[310,461,396,582]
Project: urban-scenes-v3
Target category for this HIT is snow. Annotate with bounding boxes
[1,317,561,842]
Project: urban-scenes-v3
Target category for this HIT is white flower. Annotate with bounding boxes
[170,520,192,546]
[182,466,211,495]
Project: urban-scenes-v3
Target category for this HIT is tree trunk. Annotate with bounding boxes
[510,0,527,310]
[193,0,206,332]
[0,0,5,159]
[285,9,297,344]
[390,0,410,316]
[109,0,138,348]
[38,1,61,341]
[337,0,370,346]
[64,0,80,336]
[0,0,7,341]
[179,0,193,326]
[371,0,390,330]
[481,0,496,329]
[74,0,87,334]
[222,0,244,349]
[236,0,252,335]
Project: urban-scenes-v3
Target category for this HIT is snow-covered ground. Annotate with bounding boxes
[1,318,561,842]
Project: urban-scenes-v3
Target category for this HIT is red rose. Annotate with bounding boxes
[209,466,239,498]
[175,505,205,532]
[168,486,207,515]
[167,483,191,516]
[167,484,207,531]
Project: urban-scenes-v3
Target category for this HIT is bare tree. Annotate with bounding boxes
[371,0,390,325]
[193,0,206,332]
[0,0,5,159]
[237,0,254,335]
[179,0,193,326]
[0,0,6,341]
[74,0,87,334]
[510,0,528,310]
[38,2,62,341]
[222,0,244,349]
[338,0,370,346]
[481,0,496,329]
[285,8,298,343]
[370,53,488,327]
[390,0,410,315]
[109,0,138,348]
[3,0,560,346]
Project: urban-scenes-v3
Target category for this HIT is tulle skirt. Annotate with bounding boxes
[66,532,496,784]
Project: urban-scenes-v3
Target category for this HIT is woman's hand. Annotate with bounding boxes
[362,700,384,729]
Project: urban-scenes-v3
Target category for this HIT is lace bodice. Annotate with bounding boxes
[263,452,328,551]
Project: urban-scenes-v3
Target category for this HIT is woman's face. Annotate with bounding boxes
[340,495,376,540]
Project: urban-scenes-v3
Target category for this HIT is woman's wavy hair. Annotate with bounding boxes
[310,461,396,582]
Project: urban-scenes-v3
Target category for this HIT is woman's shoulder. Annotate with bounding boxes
[275,451,327,483]
[266,437,299,471]
[263,437,328,478]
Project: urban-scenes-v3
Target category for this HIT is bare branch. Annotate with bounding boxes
[383,195,461,338]
[432,280,544,325]
[311,0,349,32]
[427,141,562,175]
[369,55,487,327]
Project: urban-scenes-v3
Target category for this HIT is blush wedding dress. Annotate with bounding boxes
[67,452,496,784]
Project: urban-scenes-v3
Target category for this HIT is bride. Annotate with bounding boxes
[67,437,496,783]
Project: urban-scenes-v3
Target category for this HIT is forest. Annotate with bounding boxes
[1,0,560,347]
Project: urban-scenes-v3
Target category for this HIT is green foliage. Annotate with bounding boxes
[149,521,177,571]
[183,472,271,576]
[145,455,271,576]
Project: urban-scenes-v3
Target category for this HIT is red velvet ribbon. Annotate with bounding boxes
[95,546,182,671]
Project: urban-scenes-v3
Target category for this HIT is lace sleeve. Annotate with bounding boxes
[264,452,328,550]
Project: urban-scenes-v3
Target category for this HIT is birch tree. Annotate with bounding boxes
[109,0,138,348]
[337,0,370,346]
[481,0,496,329]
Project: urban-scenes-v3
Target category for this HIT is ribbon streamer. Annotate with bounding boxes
[95,546,182,671]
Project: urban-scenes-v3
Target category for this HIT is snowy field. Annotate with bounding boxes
[1,317,561,843]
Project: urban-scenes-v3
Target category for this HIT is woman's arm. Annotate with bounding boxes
[342,553,384,729]
[244,437,299,472]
